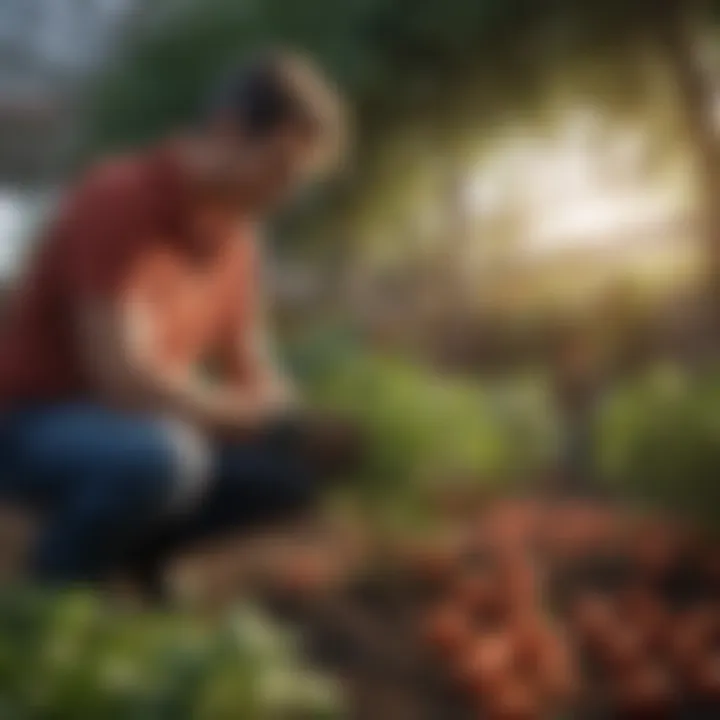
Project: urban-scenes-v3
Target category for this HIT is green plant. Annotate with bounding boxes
[0,589,344,720]
[599,364,720,527]
[288,332,557,506]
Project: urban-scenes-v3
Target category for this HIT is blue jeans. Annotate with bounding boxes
[0,404,315,584]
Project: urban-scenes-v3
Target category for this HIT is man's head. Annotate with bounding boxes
[193,50,346,212]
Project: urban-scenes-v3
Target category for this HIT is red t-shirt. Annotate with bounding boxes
[0,146,257,405]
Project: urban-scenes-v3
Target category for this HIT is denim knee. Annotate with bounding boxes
[156,419,214,512]
[82,418,212,520]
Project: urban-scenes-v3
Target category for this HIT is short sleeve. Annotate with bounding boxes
[61,165,152,301]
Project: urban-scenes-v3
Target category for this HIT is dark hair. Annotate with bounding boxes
[205,49,347,170]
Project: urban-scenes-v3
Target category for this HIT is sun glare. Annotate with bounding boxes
[466,109,687,259]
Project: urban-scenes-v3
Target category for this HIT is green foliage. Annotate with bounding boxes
[0,589,344,720]
[599,365,720,527]
[292,329,720,532]
[86,0,694,154]
[288,330,557,503]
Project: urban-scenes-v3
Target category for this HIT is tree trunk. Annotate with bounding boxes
[653,0,720,347]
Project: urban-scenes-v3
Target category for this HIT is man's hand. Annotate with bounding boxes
[188,381,291,441]
[255,372,301,414]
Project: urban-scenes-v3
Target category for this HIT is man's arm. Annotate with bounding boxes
[235,292,298,408]
[219,237,297,409]
[76,299,279,436]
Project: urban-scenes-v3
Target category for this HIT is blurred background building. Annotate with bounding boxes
[0,0,136,284]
